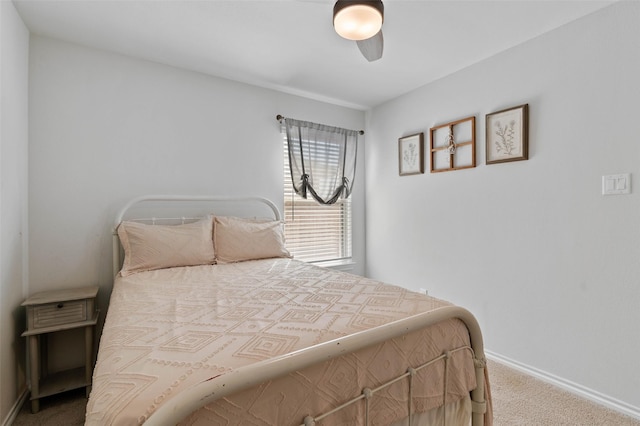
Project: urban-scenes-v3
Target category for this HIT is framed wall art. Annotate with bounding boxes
[398,133,424,176]
[486,104,529,164]
[429,116,476,173]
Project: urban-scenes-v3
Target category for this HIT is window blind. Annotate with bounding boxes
[283,134,352,263]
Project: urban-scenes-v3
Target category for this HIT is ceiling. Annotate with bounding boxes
[13,0,614,110]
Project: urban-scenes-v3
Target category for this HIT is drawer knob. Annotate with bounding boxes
[57,303,64,309]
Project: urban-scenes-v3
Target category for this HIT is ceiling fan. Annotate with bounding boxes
[333,1,384,62]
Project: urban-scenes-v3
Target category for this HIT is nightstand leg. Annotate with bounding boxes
[85,325,93,397]
[28,335,40,413]
[30,399,39,414]
[41,334,48,378]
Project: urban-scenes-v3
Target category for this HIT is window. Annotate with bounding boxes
[283,134,352,263]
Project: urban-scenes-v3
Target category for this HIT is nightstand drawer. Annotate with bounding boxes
[22,286,98,331]
[29,300,88,329]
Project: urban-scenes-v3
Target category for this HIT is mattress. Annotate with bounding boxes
[86,258,477,425]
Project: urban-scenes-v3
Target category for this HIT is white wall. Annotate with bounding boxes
[27,36,366,370]
[0,0,30,423]
[366,1,639,417]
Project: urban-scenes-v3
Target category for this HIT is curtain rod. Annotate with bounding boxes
[277,115,364,135]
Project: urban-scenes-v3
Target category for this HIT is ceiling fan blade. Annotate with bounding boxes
[356,30,383,62]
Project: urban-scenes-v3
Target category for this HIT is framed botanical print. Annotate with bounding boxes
[486,104,529,164]
[398,133,424,176]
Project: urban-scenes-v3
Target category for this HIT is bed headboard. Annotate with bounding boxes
[112,195,281,277]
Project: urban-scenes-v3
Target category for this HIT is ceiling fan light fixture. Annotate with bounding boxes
[333,1,384,41]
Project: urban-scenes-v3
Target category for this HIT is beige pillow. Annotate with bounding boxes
[117,219,215,276]
[214,216,291,263]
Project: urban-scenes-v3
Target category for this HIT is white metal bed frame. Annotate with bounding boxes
[109,195,489,426]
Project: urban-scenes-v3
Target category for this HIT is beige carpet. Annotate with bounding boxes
[12,359,640,425]
[12,388,86,426]
[487,360,640,426]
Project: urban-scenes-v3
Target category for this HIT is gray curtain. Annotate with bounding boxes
[284,118,358,205]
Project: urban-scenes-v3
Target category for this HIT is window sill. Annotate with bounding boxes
[310,259,355,273]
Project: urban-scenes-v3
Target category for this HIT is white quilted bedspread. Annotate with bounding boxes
[86,259,476,425]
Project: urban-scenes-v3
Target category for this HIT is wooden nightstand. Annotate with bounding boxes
[21,286,99,413]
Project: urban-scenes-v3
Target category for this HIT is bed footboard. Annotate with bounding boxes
[143,306,489,426]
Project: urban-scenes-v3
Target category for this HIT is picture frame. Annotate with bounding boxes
[398,133,424,176]
[429,116,476,173]
[486,104,529,164]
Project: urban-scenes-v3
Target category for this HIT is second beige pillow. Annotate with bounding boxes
[214,216,291,263]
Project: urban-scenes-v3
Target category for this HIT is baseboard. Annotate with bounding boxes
[486,350,640,421]
[2,388,28,426]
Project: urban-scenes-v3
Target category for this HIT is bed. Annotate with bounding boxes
[85,195,491,426]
